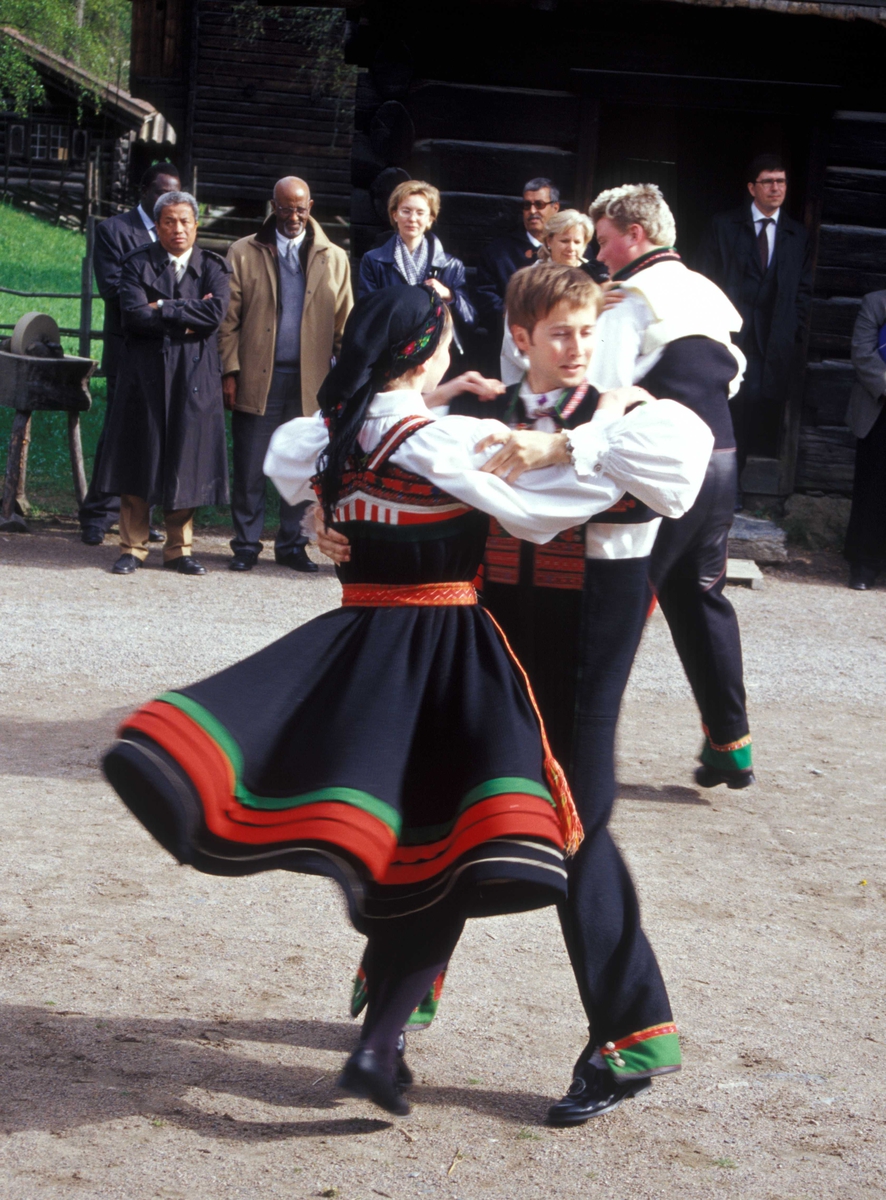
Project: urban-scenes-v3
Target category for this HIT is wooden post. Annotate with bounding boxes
[0,410,31,531]
[14,412,31,516]
[79,213,95,360]
[574,95,601,214]
[67,411,87,506]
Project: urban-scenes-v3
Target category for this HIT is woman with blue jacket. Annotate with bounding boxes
[358,180,476,334]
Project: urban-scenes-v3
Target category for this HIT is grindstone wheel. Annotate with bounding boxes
[9,311,61,357]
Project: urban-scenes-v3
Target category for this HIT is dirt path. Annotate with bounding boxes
[0,527,884,1199]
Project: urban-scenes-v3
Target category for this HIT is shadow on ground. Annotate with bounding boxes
[617,783,709,806]
[0,1006,551,1138]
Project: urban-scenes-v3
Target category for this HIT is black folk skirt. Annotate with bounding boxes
[103,603,569,933]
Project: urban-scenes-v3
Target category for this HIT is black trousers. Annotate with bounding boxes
[231,369,309,557]
[730,347,782,478]
[649,450,749,747]
[845,405,886,572]
[560,555,674,1051]
[79,373,122,532]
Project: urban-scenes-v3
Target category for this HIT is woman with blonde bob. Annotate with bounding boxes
[358,180,476,331]
[501,209,596,383]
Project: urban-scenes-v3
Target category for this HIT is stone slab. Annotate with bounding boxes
[726,557,765,589]
[728,513,788,562]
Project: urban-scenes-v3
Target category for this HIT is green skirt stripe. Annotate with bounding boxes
[156,693,553,847]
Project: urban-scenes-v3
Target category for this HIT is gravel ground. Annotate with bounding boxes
[0,525,884,1200]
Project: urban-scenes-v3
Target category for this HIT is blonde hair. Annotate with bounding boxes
[387,180,441,227]
[588,183,676,247]
[506,263,603,336]
[537,209,594,262]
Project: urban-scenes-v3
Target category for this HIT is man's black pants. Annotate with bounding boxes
[649,450,749,748]
[845,405,886,573]
[79,373,122,532]
[560,555,674,1054]
[231,368,310,558]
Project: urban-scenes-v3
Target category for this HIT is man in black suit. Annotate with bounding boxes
[696,153,812,481]
[474,177,560,349]
[79,161,181,545]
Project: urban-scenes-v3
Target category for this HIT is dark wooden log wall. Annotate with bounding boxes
[796,112,886,494]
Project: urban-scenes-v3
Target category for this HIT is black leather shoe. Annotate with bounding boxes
[275,547,319,573]
[148,526,165,543]
[395,1031,413,1088]
[848,565,876,591]
[111,553,141,575]
[81,525,105,546]
[163,556,206,576]
[229,550,258,572]
[338,1046,410,1116]
[547,1066,652,1127]
[695,763,756,790]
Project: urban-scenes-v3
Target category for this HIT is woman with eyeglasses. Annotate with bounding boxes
[358,180,475,332]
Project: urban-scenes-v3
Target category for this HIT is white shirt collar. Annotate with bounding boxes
[276,227,307,259]
[519,377,560,406]
[751,202,780,226]
[137,204,157,240]
[527,232,542,248]
[168,247,194,272]
[366,390,432,419]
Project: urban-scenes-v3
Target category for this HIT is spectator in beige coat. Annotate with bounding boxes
[219,176,353,572]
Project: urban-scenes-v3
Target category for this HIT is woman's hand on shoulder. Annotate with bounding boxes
[601,281,626,311]
[596,386,656,417]
[424,371,504,408]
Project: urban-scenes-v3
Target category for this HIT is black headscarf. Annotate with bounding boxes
[316,285,448,522]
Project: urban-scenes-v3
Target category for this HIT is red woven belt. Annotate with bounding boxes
[341,582,478,607]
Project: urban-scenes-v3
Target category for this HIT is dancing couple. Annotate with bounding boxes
[104,269,712,1117]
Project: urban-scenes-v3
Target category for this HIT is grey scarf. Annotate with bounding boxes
[393,234,430,287]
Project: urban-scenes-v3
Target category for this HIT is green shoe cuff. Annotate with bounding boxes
[701,728,753,773]
[602,1023,683,1080]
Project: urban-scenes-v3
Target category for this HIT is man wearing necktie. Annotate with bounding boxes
[697,153,812,487]
[79,162,181,546]
[219,176,353,572]
[96,191,231,575]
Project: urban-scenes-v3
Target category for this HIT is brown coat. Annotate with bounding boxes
[219,215,353,416]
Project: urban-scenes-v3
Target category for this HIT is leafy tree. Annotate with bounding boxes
[0,0,131,114]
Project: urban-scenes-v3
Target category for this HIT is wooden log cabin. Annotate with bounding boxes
[128,0,355,243]
[278,0,886,502]
[0,27,173,225]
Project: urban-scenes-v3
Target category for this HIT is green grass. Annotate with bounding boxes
[0,203,264,528]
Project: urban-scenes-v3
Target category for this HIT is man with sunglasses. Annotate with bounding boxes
[697,154,812,488]
[474,177,561,365]
[220,176,353,572]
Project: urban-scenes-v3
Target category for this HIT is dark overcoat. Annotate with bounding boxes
[695,205,812,403]
[474,229,539,327]
[93,206,155,378]
[96,241,231,510]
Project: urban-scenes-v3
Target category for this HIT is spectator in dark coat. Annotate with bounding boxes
[696,153,812,477]
[97,191,231,577]
[358,180,475,335]
[844,289,886,590]
[79,161,181,545]
[474,177,560,334]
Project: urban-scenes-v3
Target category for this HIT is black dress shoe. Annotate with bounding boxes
[395,1031,413,1088]
[229,550,259,572]
[695,763,756,790]
[111,553,141,575]
[148,526,165,543]
[275,547,319,573]
[81,525,105,546]
[163,556,207,576]
[338,1046,410,1116]
[848,565,876,591]
[547,1065,652,1127]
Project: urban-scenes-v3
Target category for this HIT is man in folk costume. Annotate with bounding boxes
[97,191,231,575]
[320,265,715,1122]
[584,183,753,791]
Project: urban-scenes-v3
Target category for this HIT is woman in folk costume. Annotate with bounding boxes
[103,284,708,1118]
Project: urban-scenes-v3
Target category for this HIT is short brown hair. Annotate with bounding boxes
[387,180,441,226]
[506,264,603,336]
